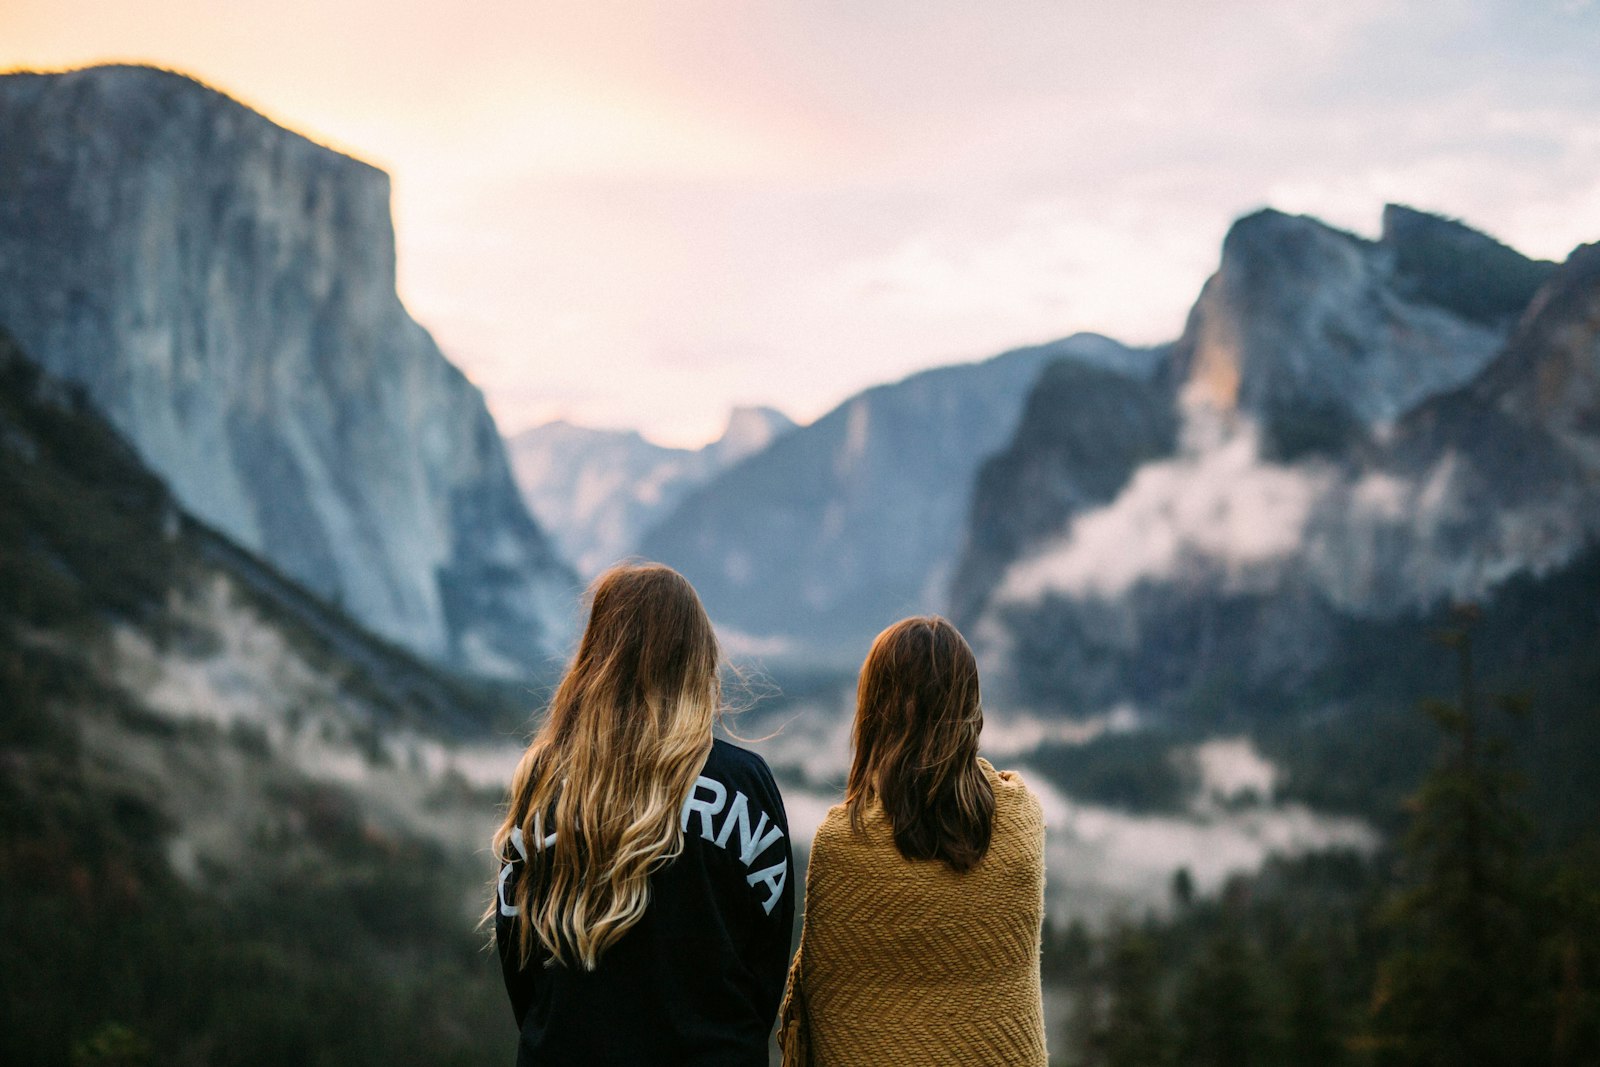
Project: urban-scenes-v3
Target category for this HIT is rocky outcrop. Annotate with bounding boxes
[949,357,1177,628]
[1167,208,1522,451]
[0,65,577,675]
[637,333,1161,661]
[507,405,793,578]
[1310,240,1600,616]
[1382,204,1557,328]
[969,208,1597,718]
[0,325,529,735]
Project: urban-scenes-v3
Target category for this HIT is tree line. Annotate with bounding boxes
[1044,607,1600,1067]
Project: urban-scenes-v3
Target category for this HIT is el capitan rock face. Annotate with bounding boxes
[0,65,577,675]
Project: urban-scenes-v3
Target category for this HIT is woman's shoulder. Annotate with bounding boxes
[979,758,1045,831]
[813,802,854,846]
[697,738,790,828]
[811,799,895,862]
[704,737,780,791]
[978,756,1036,795]
[707,735,771,772]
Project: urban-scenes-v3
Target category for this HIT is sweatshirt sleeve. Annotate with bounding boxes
[751,756,797,1023]
[494,830,536,1028]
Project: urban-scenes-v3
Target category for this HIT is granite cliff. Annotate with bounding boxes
[950,357,1177,628]
[967,207,1593,716]
[0,65,577,675]
[1167,206,1547,452]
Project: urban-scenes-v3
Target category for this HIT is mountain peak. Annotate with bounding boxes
[708,405,795,466]
[5,63,386,178]
[1222,207,1365,258]
[1379,203,1555,326]
[1173,205,1511,429]
[1474,241,1600,453]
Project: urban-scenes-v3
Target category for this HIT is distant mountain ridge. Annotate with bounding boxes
[966,206,1598,717]
[637,333,1162,660]
[507,405,794,577]
[1167,206,1530,437]
[0,65,577,676]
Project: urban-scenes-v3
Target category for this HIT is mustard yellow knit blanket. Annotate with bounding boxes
[779,759,1047,1066]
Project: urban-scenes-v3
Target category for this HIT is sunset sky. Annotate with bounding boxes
[4,0,1599,445]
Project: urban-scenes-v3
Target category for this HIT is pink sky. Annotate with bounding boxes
[5,0,1599,445]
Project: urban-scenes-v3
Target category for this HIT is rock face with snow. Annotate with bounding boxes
[637,333,1161,660]
[0,65,577,675]
[507,406,793,578]
[969,208,1595,716]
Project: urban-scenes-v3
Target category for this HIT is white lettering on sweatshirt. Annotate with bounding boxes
[500,775,788,918]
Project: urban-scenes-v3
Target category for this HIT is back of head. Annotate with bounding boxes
[846,616,995,872]
[494,563,720,969]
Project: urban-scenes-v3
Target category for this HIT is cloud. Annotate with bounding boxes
[1023,760,1377,923]
[833,198,1226,346]
[997,426,1329,606]
[1185,738,1280,803]
[6,0,1600,442]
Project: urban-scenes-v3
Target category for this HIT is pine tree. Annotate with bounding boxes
[1068,982,1107,1067]
[1174,925,1266,1067]
[1544,842,1600,1066]
[1170,867,1195,911]
[1102,927,1171,1067]
[1367,605,1543,1065]
[1284,941,1343,1067]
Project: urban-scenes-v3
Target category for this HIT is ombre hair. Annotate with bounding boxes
[491,563,719,970]
[846,616,995,872]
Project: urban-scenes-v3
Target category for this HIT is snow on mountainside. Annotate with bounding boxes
[507,406,793,577]
[969,207,1595,716]
[0,65,578,677]
[637,333,1162,661]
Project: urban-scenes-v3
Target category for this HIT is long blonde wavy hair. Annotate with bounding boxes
[492,563,719,971]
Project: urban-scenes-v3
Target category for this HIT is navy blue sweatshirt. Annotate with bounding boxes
[496,739,795,1066]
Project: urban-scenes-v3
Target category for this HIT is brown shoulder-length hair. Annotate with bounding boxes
[846,616,995,872]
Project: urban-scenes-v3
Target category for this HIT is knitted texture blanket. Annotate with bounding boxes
[779,759,1047,1066]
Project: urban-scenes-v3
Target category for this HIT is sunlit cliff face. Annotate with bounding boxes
[1184,334,1241,415]
[1181,310,1245,414]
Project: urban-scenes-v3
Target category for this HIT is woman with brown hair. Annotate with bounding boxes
[779,616,1047,1066]
[492,563,794,1066]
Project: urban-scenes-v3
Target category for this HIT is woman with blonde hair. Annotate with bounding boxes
[780,615,1046,1066]
[493,563,794,1065]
